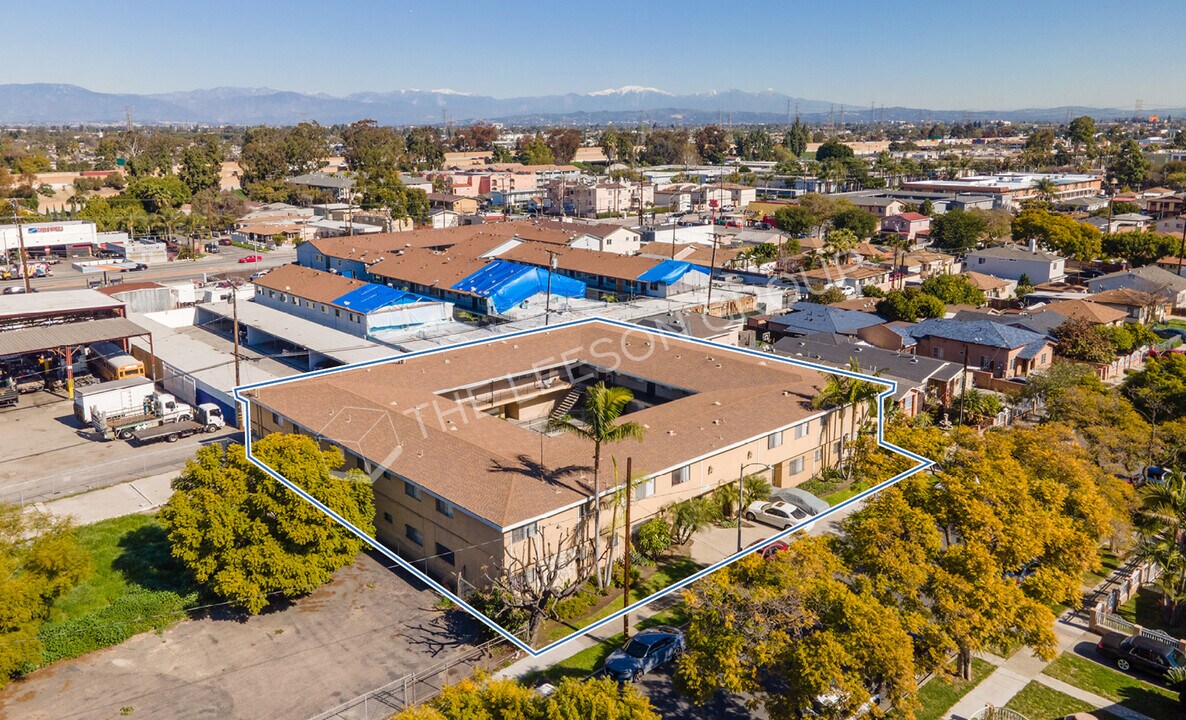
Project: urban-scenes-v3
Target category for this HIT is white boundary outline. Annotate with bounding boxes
[232,317,934,657]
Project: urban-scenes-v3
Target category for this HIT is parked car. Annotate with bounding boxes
[249,270,270,281]
[1077,268,1107,280]
[2,285,35,294]
[744,500,812,530]
[746,538,790,560]
[204,243,220,253]
[238,255,264,263]
[218,237,233,246]
[770,488,830,516]
[1096,631,1185,678]
[603,626,685,682]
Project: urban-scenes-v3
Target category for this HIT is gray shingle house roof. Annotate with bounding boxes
[905,318,1049,351]
[769,302,885,336]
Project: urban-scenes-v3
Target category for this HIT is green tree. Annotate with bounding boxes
[734,128,777,161]
[123,175,192,213]
[815,139,855,163]
[785,116,810,157]
[693,126,730,164]
[1053,318,1117,363]
[178,137,224,195]
[1021,128,1055,168]
[516,134,555,165]
[405,126,445,170]
[393,673,659,720]
[239,122,326,187]
[1133,471,1186,624]
[930,208,987,252]
[919,274,987,306]
[829,208,879,238]
[1123,353,1186,421]
[549,383,645,588]
[343,119,406,175]
[159,436,375,614]
[545,129,583,165]
[876,288,945,322]
[1109,138,1151,189]
[1068,115,1097,151]
[918,199,935,217]
[1011,208,1102,261]
[0,504,91,687]
[1033,177,1059,204]
[190,188,247,232]
[773,204,817,236]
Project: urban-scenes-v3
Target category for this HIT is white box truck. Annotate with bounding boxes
[73,376,156,423]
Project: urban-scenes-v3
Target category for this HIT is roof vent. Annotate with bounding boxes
[910,357,919,363]
[712,400,721,406]
[782,390,791,397]
[716,364,722,368]
[667,429,676,436]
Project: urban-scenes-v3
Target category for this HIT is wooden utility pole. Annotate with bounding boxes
[9,200,30,294]
[622,457,633,637]
[543,249,560,326]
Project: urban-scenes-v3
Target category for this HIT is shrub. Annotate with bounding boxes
[611,561,641,589]
[38,588,195,664]
[552,590,597,620]
[634,518,673,560]
[665,497,719,545]
[862,284,886,298]
[466,586,529,638]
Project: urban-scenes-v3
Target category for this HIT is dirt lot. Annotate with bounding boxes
[0,391,239,504]
[0,552,485,720]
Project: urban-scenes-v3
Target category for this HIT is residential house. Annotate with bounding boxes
[1084,213,1154,234]
[1088,288,1171,324]
[902,318,1054,379]
[1154,215,1186,236]
[632,309,743,345]
[964,244,1066,284]
[1030,299,1128,327]
[896,250,959,282]
[531,220,642,255]
[881,212,932,241]
[1146,194,1184,219]
[797,264,892,295]
[1087,265,1186,309]
[654,185,693,213]
[747,302,885,343]
[850,196,906,218]
[963,271,1016,300]
[772,332,966,412]
[427,193,480,215]
[1153,255,1186,276]
[245,322,854,591]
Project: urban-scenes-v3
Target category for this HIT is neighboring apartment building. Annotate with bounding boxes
[245,321,858,592]
[902,318,1053,379]
[902,173,1103,208]
[964,244,1066,284]
[252,264,452,337]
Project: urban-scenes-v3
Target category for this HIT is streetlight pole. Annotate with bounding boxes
[737,462,773,553]
[544,249,560,326]
[9,200,30,294]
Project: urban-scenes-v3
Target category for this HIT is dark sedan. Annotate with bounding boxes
[1096,631,1185,678]
[603,626,685,682]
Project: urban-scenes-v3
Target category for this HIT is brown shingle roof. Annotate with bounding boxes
[1090,288,1166,308]
[254,264,368,306]
[1034,299,1128,325]
[500,242,665,281]
[963,271,1012,290]
[246,322,827,528]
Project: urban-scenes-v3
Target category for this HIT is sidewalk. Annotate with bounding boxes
[32,471,175,525]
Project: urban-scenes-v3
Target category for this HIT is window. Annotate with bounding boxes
[814,448,822,463]
[979,355,991,369]
[1041,353,1048,364]
[903,395,915,413]
[405,524,423,546]
[635,478,656,501]
[978,257,986,264]
[271,412,281,426]
[436,498,454,518]
[320,304,327,313]
[767,431,783,449]
[435,542,455,566]
[794,422,809,439]
[383,512,393,524]
[404,481,421,500]
[833,440,842,457]
[932,347,944,359]
[790,456,805,475]
[511,522,538,544]
[671,466,690,485]
[335,308,341,317]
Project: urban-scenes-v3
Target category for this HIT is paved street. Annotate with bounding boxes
[0,394,239,505]
[0,552,482,720]
[0,244,296,293]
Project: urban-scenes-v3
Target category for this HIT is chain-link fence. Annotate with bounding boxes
[309,636,510,720]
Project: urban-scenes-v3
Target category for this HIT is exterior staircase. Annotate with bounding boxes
[550,386,584,421]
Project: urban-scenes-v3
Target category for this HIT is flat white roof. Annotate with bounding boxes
[0,288,124,318]
[198,300,398,366]
[129,312,295,390]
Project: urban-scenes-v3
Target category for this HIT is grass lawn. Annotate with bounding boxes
[1042,653,1179,720]
[527,606,690,686]
[913,658,995,720]
[37,513,199,665]
[1005,681,1097,720]
[538,556,701,645]
[1115,587,1185,641]
[1082,549,1125,590]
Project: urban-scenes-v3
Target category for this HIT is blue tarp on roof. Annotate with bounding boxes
[332,283,436,313]
[636,259,708,284]
[451,260,586,314]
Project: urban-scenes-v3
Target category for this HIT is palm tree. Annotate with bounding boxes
[550,382,645,588]
[1134,471,1186,625]
[1034,178,1059,205]
[812,361,882,478]
[885,233,911,291]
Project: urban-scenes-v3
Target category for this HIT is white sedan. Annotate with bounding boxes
[744,500,813,531]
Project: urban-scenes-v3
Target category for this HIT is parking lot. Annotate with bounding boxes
[0,391,239,505]
[0,552,484,720]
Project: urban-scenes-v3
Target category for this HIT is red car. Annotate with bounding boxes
[238,255,263,263]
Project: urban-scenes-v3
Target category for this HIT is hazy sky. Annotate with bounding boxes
[3,0,1184,110]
